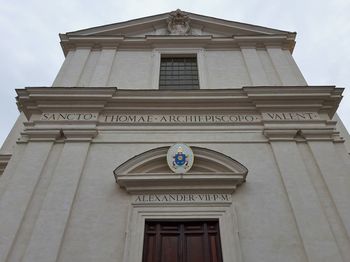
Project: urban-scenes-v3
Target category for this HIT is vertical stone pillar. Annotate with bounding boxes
[308,140,350,236]
[0,131,59,262]
[151,50,161,89]
[0,112,27,156]
[22,129,97,262]
[52,50,75,86]
[283,50,308,85]
[197,49,208,89]
[53,47,91,87]
[90,47,117,86]
[241,47,269,85]
[265,130,343,262]
[266,47,305,86]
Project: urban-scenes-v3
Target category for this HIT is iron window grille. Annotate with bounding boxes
[159,57,199,90]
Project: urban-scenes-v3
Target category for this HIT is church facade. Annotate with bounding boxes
[0,10,350,262]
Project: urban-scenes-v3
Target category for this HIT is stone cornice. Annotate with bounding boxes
[15,86,344,142]
[59,34,295,55]
[17,86,343,118]
[20,128,97,142]
[66,11,292,37]
[263,128,342,142]
[243,86,343,116]
[61,10,296,54]
[16,87,116,117]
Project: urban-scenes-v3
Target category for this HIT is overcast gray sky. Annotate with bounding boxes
[1,0,349,146]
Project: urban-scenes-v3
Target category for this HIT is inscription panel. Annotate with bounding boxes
[40,113,98,121]
[133,193,232,205]
[39,112,321,124]
[262,112,319,121]
[102,114,260,124]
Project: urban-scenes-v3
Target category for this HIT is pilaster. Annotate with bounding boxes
[197,49,208,89]
[308,141,350,237]
[90,47,117,86]
[52,50,75,87]
[266,47,303,86]
[241,47,269,85]
[22,129,96,262]
[0,137,58,262]
[54,47,91,87]
[265,130,343,262]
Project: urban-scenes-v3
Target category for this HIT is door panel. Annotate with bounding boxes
[142,220,223,262]
[185,235,206,262]
[161,235,179,262]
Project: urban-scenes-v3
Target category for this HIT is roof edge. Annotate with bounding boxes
[63,10,295,36]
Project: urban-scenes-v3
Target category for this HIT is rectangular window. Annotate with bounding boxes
[142,220,223,262]
[159,56,199,90]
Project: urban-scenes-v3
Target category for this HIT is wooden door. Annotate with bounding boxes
[142,220,223,262]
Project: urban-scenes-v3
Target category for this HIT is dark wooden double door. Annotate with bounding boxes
[142,220,223,262]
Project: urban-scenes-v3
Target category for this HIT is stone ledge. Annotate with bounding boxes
[0,154,11,175]
[16,86,343,120]
[20,128,98,142]
[117,172,246,194]
[263,128,343,142]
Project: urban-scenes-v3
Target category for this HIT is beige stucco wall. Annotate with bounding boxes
[0,113,26,155]
[107,51,154,89]
[2,10,350,261]
[1,24,349,262]
[1,127,350,261]
[52,47,307,88]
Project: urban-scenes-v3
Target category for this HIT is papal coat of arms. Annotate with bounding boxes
[167,9,191,35]
[167,144,194,174]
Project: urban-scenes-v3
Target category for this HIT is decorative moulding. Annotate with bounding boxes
[16,86,343,120]
[0,154,11,175]
[58,35,295,53]
[20,128,97,142]
[15,87,344,141]
[114,146,248,193]
[123,205,243,262]
[263,128,342,142]
[60,10,296,54]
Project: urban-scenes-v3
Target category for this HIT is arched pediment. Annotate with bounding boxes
[114,146,247,193]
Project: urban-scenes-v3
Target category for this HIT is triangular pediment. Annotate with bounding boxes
[65,10,294,38]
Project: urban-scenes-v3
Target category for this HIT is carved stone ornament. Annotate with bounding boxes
[167,9,191,35]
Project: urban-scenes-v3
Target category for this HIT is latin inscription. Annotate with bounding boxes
[133,193,232,204]
[262,112,319,121]
[41,113,98,121]
[39,112,320,123]
[102,114,260,123]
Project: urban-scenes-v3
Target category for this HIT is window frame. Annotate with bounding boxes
[151,48,207,90]
[159,56,200,90]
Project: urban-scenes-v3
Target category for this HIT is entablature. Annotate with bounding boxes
[59,34,295,54]
[15,86,344,142]
[17,86,343,117]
